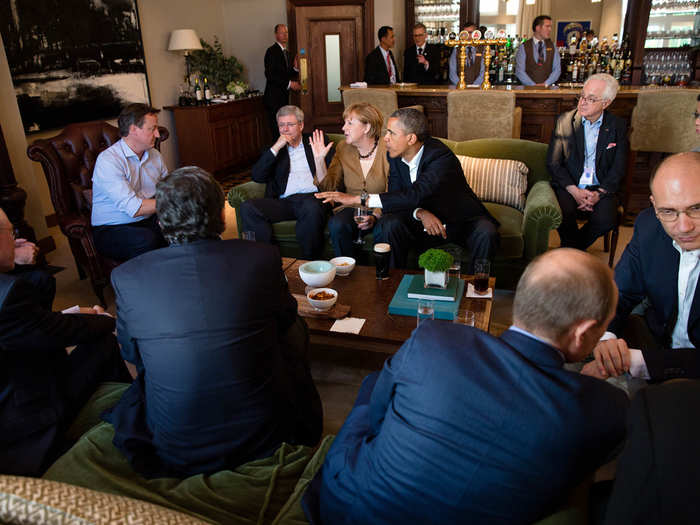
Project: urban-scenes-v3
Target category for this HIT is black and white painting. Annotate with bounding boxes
[1,0,150,133]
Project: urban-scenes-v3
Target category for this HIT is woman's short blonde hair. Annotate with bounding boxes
[342,103,384,140]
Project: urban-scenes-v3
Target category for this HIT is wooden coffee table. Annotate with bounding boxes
[284,258,495,354]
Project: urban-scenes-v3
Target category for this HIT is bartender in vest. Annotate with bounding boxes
[515,15,561,87]
[448,22,485,87]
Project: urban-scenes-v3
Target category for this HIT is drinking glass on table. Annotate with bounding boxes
[353,206,371,245]
[241,231,256,241]
[417,300,435,327]
[473,259,490,295]
[454,310,475,326]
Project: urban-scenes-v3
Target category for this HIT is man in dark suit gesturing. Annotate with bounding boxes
[548,73,628,250]
[585,152,700,383]
[303,248,628,524]
[403,23,441,84]
[104,166,322,478]
[317,108,498,271]
[240,105,332,259]
[364,26,399,85]
[263,24,300,136]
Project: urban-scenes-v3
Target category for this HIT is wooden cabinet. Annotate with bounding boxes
[165,96,269,177]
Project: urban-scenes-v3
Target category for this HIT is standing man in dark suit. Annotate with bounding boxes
[317,108,498,271]
[263,24,300,137]
[515,15,561,86]
[104,166,322,478]
[0,215,131,476]
[239,105,332,260]
[548,73,628,250]
[364,26,399,85]
[403,23,441,85]
[585,152,700,383]
[303,248,628,525]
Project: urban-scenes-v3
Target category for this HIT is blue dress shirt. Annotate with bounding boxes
[515,39,561,86]
[578,113,604,188]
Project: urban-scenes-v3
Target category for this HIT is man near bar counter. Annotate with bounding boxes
[584,152,700,383]
[404,23,441,85]
[515,15,561,87]
[448,22,484,87]
[364,26,399,85]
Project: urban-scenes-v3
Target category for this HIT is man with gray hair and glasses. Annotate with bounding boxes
[585,152,700,383]
[547,73,628,251]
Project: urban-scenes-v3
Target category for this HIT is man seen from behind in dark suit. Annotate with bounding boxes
[240,105,332,259]
[104,166,322,478]
[303,248,628,525]
[364,26,399,85]
[548,73,628,251]
[403,23,441,85]
[264,24,300,137]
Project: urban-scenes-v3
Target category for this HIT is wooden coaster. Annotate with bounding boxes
[293,294,351,319]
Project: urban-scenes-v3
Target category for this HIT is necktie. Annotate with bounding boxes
[537,41,544,65]
[465,47,472,67]
[283,48,289,67]
[386,52,392,74]
[417,47,423,56]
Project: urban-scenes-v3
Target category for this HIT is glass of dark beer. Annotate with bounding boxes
[374,243,391,280]
[473,259,490,295]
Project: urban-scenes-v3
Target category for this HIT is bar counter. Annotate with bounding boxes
[340,84,650,143]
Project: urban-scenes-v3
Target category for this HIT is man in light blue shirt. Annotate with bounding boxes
[515,15,561,86]
[448,23,485,87]
[91,104,168,261]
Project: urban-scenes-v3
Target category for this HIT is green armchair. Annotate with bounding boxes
[227,136,561,289]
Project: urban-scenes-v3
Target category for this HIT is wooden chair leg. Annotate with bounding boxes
[608,227,620,268]
[603,231,611,253]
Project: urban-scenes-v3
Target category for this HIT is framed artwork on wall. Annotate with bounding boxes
[556,21,591,48]
[0,0,150,134]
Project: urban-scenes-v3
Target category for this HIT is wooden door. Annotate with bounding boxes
[290,1,373,131]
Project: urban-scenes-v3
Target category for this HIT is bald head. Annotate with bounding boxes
[513,248,616,347]
[650,152,700,193]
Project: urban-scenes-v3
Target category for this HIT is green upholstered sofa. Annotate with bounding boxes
[227,135,562,289]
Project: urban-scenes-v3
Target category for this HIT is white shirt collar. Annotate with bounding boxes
[401,145,424,172]
[119,139,148,161]
[509,325,565,362]
[583,112,604,126]
[672,240,700,258]
[276,42,286,51]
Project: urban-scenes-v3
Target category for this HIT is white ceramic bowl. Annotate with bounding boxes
[330,256,356,276]
[299,260,336,287]
[307,288,338,311]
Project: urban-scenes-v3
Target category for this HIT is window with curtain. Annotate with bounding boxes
[480,0,520,36]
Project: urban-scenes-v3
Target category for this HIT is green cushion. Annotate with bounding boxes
[44,422,317,525]
[484,202,524,259]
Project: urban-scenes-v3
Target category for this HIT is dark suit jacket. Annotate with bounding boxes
[105,238,321,478]
[0,274,116,476]
[610,207,700,381]
[403,44,441,84]
[604,380,700,524]
[313,324,628,525]
[547,109,628,194]
[364,46,399,85]
[263,43,297,111]
[252,136,333,199]
[381,137,497,228]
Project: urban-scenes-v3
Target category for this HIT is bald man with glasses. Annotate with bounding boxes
[582,152,700,384]
[547,73,628,251]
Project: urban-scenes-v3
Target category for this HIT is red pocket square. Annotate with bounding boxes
[606,142,617,149]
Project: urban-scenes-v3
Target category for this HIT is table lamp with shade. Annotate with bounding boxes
[167,29,203,89]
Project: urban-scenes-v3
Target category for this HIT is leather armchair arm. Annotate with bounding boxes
[226,182,267,239]
[521,180,562,260]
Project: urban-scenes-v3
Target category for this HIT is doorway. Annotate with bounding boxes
[288,0,374,131]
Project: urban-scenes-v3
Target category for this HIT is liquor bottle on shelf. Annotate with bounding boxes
[572,53,579,83]
[194,77,203,106]
[203,77,212,105]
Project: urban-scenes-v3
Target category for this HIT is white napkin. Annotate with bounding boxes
[466,283,493,298]
[349,82,367,88]
[61,305,81,314]
[330,317,365,334]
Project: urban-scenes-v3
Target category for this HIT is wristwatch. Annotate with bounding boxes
[360,190,368,208]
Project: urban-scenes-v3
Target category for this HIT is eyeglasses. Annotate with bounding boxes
[655,205,700,222]
[413,32,426,38]
[577,95,604,104]
[278,121,300,129]
[0,227,15,239]
[694,111,700,119]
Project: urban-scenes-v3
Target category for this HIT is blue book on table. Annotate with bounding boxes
[388,274,465,320]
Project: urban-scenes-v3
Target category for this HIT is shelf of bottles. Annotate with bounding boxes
[645,0,699,48]
[485,36,522,86]
[414,0,461,42]
[557,35,634,85]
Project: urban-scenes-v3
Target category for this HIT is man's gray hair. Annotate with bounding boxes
[155,166,225,245]
[277,105,304,123]
[389,108,429,143]
[585,73,619,101]
[513,249,616,341]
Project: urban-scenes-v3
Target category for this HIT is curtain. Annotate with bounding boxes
[516,0,553,39]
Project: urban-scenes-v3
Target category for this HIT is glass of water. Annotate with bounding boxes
[417,300,435,327]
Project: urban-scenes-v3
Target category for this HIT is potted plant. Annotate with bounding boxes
[418,248,454,289]
[188,37,244,94]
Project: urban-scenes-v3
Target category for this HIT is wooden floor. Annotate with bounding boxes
[48,220,634,436]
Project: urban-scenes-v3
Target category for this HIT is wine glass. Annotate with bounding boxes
[353,206,370,245]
